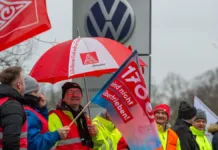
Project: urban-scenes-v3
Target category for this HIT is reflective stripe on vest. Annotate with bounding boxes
[93,137,113,150]
[92,120,113,149]
[57,137,81,146]
[0,97,28,149]
[101,137,113,150]
[24,106,49,134]
[0,132,27,139]
[50,110,91,150]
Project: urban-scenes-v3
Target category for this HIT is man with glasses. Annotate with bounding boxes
[49,82,97,150]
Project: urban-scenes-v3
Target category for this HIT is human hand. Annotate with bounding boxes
[57,126,70,139]
[38,93,47,108]
[88,124,98,136]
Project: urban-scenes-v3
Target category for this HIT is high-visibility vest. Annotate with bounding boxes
[190,126,212,150]
[156,129,179,150]
[50,110,92,150]
[92,116,122,150]
[0,97,28,150]
[24,105,49,134]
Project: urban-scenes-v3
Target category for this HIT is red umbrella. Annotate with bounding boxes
[30,37,146,83]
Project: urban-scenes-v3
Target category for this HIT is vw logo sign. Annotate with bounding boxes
[85,0,135,43]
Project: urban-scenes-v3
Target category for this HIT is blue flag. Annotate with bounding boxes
[91,51,161,150]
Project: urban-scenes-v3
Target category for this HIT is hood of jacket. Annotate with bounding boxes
[0,84,24,103]
[208,122,218,134]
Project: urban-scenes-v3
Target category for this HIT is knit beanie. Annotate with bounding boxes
[62,82,83,98]
[153,104,170,120]
[178,101,197,120]
[24,75,39,94]
[195,109,207,122]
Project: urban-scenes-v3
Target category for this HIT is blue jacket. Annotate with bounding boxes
[25,106,60,150]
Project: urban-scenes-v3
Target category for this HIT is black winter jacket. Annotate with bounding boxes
[0,84,26,150]
[208,122,218,150]
[172,119,199,150]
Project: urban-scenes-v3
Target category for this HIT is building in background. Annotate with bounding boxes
[72,0,151,117]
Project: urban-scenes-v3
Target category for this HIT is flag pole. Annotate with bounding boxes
[68,101,92,127]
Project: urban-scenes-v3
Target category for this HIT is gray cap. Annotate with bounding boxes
[195,109,207,122]
[24,75,39,94]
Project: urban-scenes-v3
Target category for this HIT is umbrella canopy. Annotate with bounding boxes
[30,37,146,83]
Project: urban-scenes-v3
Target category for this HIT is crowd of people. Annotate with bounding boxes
[0,66,217,150]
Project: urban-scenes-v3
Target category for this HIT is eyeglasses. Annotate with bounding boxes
[66,90,82,96]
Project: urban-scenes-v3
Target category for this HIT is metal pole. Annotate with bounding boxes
[83,74,92,118]
[76,27,91,118]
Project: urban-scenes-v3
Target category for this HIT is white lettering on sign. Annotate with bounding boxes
[110,80,137,107]
[102,89,133,123]
[121,64,148,100]
[135,84,148,100]
[121,65,141,83]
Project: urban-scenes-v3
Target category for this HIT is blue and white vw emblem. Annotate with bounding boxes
[85,0,135,43]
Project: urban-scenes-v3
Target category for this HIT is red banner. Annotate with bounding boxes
[91,51,161,149]
[117,61,154,122]
[0,0,51,52]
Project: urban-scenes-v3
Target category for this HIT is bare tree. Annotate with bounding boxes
[150,83,165,107]
[193,68,218,115]
[0,37,58,72]
[0,39,34,71]
[155,69,218,124]
[0,37,60,110]
[162,73,188,101]
[154,73,189,124]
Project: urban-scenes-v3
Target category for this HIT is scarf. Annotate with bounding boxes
[57,100,93,148]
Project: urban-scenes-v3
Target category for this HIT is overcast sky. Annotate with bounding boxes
[152,0,218,84]
[24,0,218,85]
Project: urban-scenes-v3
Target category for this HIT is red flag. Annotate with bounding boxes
[0,0,51,52]
[91,51,161,149]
